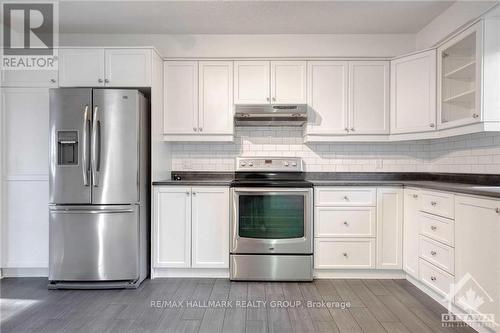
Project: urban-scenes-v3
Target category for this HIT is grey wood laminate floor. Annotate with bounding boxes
[0,278,476,333]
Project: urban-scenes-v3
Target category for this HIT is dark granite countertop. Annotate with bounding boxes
[153,172,500,198]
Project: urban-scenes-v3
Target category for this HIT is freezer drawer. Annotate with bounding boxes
[49,205,139,282]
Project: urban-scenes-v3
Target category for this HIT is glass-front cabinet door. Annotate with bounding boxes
[438,22,482,129]
[238,194,304,239]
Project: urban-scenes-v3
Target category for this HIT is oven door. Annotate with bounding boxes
[230,187,313,254]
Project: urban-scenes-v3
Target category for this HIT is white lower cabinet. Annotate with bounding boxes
[403,188,420,278]
[153,186,229,270]
[455,195,500,328]
[314,238,376,269]
[376,188,403,269]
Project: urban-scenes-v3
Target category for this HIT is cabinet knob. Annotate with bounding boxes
[192,192,196,196]
[193,127,197,132]
[266,97,270,102]
[272,97,276,102]
[430,201,437,206]
[104,78,109,83]
[343,221,349,226]
[473,114,479,119]
[343,195,349,201]
[98,78,103,83]
[345,128,349,132]
[430,225,437,231]
[495,208,500,214]
[430,276,437,281]
[199,127,203,132]
[342,252,348,257]
[430,250,437,256]
[413,194,418,199]
[350,128,355,132]
[430,123,435,128]
[50,78,56,83]
[186,192,190,196]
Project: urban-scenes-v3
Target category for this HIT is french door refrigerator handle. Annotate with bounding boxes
[82,105,90,186]
[91,105,101,187]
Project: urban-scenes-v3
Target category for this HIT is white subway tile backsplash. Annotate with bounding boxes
[170,127,500,174]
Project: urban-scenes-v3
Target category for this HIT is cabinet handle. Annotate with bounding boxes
[350,128,355,132]
[104,78,109,83]
[496,208,500,214]
[98,78,103,83]
[50,78,56,83]
[345,128,349,132]
[473,114,479,119]
[413,194,418,199]
[343,221,349,226]
[198,127,203,132]
[192,192,196,196]
[186,192,190,196]
[430,225,437,231]
[430,250,437,256]
[343,195,349,201]
[266,97,270,102]
[430,123,435,128]
[342,252,348,257]
[430,201,437,206]
[193,127,197,132]
[272,97,276,102]
[430,276,437,281]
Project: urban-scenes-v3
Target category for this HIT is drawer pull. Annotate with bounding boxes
[342,252,348,258]
[430,276,437,281]
[343,221,349,226]
[343,196,349,201]
[431,201,437,206]
[430,225,437,231]
[430,250,437,256]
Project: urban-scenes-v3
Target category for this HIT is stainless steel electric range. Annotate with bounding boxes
[229,157,313,281]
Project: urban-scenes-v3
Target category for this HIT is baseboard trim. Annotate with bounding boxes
[314,269,405,279]
[151,268,229,279]
[2,267,48,277]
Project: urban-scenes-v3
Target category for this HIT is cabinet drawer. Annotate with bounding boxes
[314,238,375,269]
[419,212,454,246]
[419,236,455,274]
[315,188,376,206]
[420,190,454,219]
[315,207,376,237]
[419,259,454,296]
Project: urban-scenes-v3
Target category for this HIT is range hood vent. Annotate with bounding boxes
[234,104,307,127]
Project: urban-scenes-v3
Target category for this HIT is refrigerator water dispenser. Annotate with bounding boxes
[57,130,78,165]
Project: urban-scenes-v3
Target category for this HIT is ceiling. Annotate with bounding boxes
[58,1,457,35]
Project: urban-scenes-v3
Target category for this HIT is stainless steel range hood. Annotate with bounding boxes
[234,104,307,126]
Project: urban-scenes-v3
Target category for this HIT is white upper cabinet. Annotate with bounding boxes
[59,48,153,87]
[403,188,420,278]
[349,61,389,134]
[307,61,349,135]
[199,61,234,135]
[271,61,307,104]
[234,60,306,104]
[104,49,151,87]
[391,50,437,134]
[1,69,58,88]
[163,61,234,140]
[191,187,230,268]
[59,49,105,87]
[163,61,198,135]
[234,61,270,104]
[438,22,482,129]
[153,187,192,268]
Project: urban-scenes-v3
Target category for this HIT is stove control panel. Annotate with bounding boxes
[236,157,303,172]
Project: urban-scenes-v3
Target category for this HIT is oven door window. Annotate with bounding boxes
[238,194,304,239]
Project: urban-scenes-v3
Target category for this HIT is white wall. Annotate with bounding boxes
[60,33,416,58]
[415,1,498,49]
[171,128,500,174]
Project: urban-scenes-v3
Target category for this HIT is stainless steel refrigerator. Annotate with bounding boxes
[48,88,149,289]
